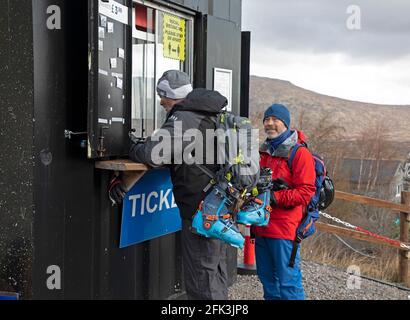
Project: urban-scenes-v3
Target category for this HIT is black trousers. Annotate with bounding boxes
[181,219,228,300]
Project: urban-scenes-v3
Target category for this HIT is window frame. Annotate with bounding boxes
[131,0,194,136]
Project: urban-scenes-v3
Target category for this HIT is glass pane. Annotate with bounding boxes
[131,40,144,137]
[131,5,156,138]
[155,12,186,129]
[183,19,193,77]
[132,6,193,136]
[145,42,155,136]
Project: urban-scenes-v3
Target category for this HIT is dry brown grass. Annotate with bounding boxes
[301,231,400,283]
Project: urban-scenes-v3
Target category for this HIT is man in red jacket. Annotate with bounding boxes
[252,103,316,300]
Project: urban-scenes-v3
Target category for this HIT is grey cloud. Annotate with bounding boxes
[242,0,410,61]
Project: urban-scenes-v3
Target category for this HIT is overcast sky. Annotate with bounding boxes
[242,0,410,105]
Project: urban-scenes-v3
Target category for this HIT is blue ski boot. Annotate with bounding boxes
[236,167,273,226]
[191,185,245,249]
[236,189,272,226]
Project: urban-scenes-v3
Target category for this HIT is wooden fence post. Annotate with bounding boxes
[400,191,410,287]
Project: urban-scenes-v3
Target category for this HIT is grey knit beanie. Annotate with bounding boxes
[156,70,193,99]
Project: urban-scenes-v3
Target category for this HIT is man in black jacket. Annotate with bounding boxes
[113,70,229,300]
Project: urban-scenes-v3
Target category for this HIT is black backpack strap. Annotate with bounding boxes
[194,164,218,192]
[289,237,302,268]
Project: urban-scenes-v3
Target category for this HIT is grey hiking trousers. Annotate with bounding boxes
[181,219,229,300]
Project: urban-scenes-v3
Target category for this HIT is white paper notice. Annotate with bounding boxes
[98,69,108,76]
[116,77,123,90]
[110,58,117,69]
[100,15,107,28]
[99,0,129,25]
[213,68,233,112]
[107,22,114,33]
[118,48,125,59]
[98,27,105,39]
[98,40,104,51]
[112,117,124,123]
[111,72,123,78]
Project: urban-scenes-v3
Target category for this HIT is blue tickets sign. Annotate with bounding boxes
[0,291,19,300]
[120,169,181,248]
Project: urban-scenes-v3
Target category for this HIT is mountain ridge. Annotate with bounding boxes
[251,76,410,107]
[249,75,410,142]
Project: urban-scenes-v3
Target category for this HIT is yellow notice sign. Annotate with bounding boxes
[163,14,186,61]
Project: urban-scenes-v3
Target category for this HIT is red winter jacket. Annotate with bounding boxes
[253,130,316,241]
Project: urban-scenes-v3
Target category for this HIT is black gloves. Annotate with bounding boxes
[271,178,289,191]
[270,191,278,207]
[108,175,127,206]
[270,178,288,207]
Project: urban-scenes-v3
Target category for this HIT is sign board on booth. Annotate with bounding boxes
[120,169,182,248]
[163,13,186,61]
[213,68,233,112]
[0,292,19,300]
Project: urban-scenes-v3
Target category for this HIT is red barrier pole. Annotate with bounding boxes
[237,225,257,275]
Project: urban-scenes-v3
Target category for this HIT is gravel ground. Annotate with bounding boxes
[228,260,410,300]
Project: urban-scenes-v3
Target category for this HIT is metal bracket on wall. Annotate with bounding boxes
[97,126,110,157]
[64,130,87,139]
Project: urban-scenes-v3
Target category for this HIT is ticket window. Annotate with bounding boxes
[131,2,194,138]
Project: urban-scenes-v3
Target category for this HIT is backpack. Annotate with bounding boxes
[287,143,335,267]
[196,112,260,207]
[214,112,260,192]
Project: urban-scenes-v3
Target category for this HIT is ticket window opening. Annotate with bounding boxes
[131,2,193,139]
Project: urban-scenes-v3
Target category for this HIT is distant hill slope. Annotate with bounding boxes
[249,76,410,142]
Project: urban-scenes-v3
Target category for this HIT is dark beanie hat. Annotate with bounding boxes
[263,103,291,128]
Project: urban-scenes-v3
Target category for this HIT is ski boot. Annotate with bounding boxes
[191,185,245,249]
[236,168,273,226]
[236,190,272,226]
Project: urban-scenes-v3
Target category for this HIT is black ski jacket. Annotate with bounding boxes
[129,88,227,220]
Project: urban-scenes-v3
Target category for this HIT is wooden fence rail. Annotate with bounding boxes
[335,191,410,214]
[319,190,410,287]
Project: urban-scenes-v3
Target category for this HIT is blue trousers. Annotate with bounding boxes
[255,237,305,300]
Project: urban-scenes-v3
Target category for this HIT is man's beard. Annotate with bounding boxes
[265,129,280,139]
[265,127,287,139]
[266,132,279,139]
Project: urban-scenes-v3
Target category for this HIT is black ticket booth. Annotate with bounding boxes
[0,0,250,299]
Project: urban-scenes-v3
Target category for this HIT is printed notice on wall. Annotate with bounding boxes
[163,14,186,61]
[98,0,129,25]
[214,68,233,112]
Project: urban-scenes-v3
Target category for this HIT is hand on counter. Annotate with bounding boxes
[108,174,127,206]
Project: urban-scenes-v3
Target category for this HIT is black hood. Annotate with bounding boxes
[173,88,228,114]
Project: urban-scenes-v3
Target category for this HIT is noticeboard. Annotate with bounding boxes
[88,0,132,158]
